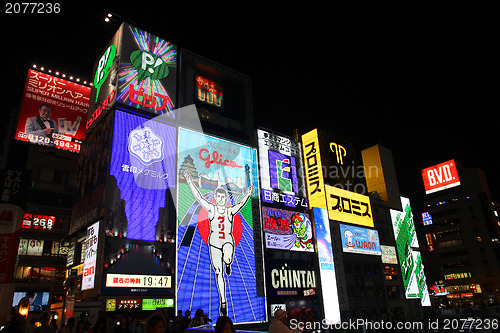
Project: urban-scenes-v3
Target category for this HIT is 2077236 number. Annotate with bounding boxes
[5,3,60,14]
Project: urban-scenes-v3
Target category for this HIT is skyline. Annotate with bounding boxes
[2,2,499,212]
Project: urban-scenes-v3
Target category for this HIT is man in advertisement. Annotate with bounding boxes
[24,103,59,145]
[183,169,253,316]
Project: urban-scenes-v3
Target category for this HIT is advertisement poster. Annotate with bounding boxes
[82,221,99,291]
[14,69,90,152]
[390,197,419,248]
[339,224,381,256]
[413,251,431,306]
[262,206,314,252]
[301,129,326,209]
[381,245,398,264]
[326,185,374,227]
[257,129,307,209]
[117,23,177,116]
[421,159,461,194]
[390,197,421,299]
[108,110,177,241]
[176,127,265,323]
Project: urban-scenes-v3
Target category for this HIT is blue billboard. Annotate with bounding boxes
[108,110,177,241]
[176,127,265,324]
[339,224,381,256]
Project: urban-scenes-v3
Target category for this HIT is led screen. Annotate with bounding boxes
[257,129,307,209]
[12,291,50,312]
[117,23,177,116]
[14,69,90,152]
[21,213,57,231]
[108,110,177,241]
[262,206,314,252]
[421,159,460,194]
[176,127,265,324]
[312,208,341,325]
[339,224,381,256]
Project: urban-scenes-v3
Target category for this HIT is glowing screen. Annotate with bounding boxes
[176,127,265,324]
[109,110,177,241]
[117,23,177,116]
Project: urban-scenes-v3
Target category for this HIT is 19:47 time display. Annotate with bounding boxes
[106,274,172,289]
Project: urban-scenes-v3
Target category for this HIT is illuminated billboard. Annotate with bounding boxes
[14,69,90,152]
[262,206,314,252]
[195,74,223,108]
[326,185,374,227]
[108,110,177,241]
[88,23,177,131]
[390,197,427,303]
[106,274,171,288]
[312,208,341,325]
[390,197,419,248]
[176,128,265,323]
[413,251,431,306]
[258,129,307,209]
[87,24,121,131]
[117,23,177,115]
[301,129,326,209]
[381,245,398,264]
[266,258,318,297]
[422,212,432,226]
[82,221,99,291]
[421,159,460,194]
[339,224,381,256]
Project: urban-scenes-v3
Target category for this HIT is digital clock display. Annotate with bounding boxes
[106,274,172,289]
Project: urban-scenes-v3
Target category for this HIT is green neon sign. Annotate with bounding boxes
[94,44,117,102]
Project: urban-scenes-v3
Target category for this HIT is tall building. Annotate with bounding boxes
[420,160,500,310]
[0,66,90,324]
[65,22,266,324]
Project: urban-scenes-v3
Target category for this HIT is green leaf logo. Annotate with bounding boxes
[130,50,170,83]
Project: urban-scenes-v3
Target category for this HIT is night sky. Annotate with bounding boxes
[2,1,500,213]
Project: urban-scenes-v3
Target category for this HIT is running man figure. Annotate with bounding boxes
[184,170,254,316]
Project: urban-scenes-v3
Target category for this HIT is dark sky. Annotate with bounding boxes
[2,1,500,211]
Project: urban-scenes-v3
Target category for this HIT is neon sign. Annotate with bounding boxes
[117,24,177,115]
[94,44,116,102]
[195,75,223,108]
